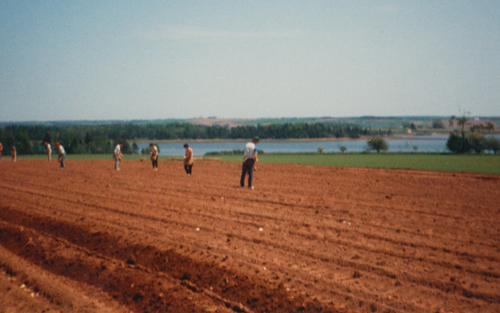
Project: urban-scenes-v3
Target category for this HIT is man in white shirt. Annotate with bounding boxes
[240,137,259,189]
[44,141,52,161]
[55,142,65,169]
[114,143,123,170]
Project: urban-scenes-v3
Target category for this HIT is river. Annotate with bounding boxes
[136,134,492,156]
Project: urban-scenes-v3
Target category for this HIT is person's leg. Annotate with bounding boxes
[184,164,188,174]
[187,165,192,174]
[240,162,248,187]
[247,159,255,188]
[61,155,65,168]
[115,157,119,170]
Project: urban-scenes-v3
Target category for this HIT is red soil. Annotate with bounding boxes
[0,159,499,313]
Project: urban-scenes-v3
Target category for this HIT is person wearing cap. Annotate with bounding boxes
[44,141,52,162]
[150,143,158,170]
[183,144,194,175]
[114,142,123,170]
[240,137,259,189]
[55,142,66,169]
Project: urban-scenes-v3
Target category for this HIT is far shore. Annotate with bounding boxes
[132,134,451,144]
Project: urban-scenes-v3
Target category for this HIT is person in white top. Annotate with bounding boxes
[55,142,66,169]
[44,141,52,161]
[114,143,123,170]
[240,137,259,189]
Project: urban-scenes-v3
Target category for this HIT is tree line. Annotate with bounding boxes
[446,115,499,154]
[0,122,392,155]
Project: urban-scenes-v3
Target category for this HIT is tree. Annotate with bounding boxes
[131,141,139,154]
[486,136,500,154]
[121,140,132,154]
[317,146,325,153]
[468,132,486,153]
[485,122,494,132]
[15,130,32,155]
[449,115,456,129]
[84,132,93,144]
[339,146,347,153]
[448,110,469,153]
[431,118,445,129]
[446,133,470,153]
[43,132,52,145]
[367,137,388,153]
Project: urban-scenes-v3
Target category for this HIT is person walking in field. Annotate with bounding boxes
[0,142,3,162]
[150,143,158,170]
[114,142,123,170]
[183,144,193,176]
[11,146,16,162]
[240,137,259,189]
[44,141,52,161]
[55,142,65,169]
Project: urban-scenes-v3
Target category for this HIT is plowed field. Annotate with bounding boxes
[0,159,499,313]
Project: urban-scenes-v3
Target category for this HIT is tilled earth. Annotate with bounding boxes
[0,158,499,313]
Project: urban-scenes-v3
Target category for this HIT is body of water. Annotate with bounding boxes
[137,134,490,156]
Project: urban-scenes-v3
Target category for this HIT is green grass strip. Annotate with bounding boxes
[206,153,500,174]
[16,153,500,174]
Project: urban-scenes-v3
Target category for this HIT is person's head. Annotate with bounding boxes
[252,136,260,144]
[55,142,60,148]
[183,144,189,149]
[44,141,48,146]
[149,143,155,147]
[119,142,124,146]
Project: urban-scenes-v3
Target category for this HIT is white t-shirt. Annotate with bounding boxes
[114,144,121,156]
[243,142,257,160]
[59,146,65,155]
[47,143,51,152]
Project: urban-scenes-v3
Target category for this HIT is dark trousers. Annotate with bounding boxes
[184,164,193,174]
[152,159,158,168]
[240,159,255,187]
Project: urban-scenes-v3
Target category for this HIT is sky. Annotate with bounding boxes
[1,1,499,122]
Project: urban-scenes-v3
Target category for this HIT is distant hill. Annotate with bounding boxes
[2,116,499,132]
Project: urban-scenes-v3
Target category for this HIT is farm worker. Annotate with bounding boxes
[240,136,259,189]
[183,144,193,175]
[11,146,16,162]
[44,141,52,161]
[55,142,65,169]
[0,142,3,162]
[150,143,158,170]
[114,142,123,170]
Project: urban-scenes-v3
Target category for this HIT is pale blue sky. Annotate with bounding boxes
[1,1,499,122]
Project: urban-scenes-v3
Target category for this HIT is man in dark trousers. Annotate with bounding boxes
[240,137,259,189]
